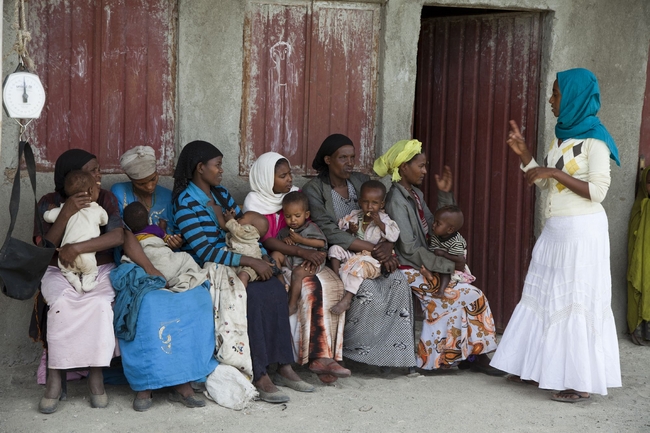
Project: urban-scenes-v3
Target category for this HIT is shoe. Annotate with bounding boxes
[317,374,338,384]
[273,374,315,392]
[89,390,108,408]
[506,375,538,386]
[168,390,206,408]
[39,392,61,414]
[469,362,507,377]
[133,392,153,412]
[255,387,290,404]
[551,390,590,403]
[309,359,351,378]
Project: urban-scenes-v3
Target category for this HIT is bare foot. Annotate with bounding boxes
[254,374,279,393]
[330,292,353,315]
[278,364,301,382]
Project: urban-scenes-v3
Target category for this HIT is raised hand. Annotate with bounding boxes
[434,165,453,192]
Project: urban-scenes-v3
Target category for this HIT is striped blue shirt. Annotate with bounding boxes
[173,182,243,267]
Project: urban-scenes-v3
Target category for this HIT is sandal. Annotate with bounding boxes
[550,390,590,403]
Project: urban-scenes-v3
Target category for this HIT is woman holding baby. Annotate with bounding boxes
[378,139,501,374]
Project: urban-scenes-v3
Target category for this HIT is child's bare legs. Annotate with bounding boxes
[330,257,341,275]
[331,291,354,315]
[419,265,447,299]
[288,266,310,316]
[238,271,250,288]
[271,251,288,288]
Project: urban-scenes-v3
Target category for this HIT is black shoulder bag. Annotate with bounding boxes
[0,141,56,300]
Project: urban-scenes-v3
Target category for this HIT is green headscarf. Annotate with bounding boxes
[373,139,422,182]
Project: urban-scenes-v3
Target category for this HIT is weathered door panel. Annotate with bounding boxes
[241,1,380,175]
[27,0,176,173]
[414,13,542,330]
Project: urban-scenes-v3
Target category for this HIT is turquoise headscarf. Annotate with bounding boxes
[555,68,620,166]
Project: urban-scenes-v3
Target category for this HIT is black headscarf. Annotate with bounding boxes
[311,134,354,177]
[54,149,96,196]
[172,140,223,199]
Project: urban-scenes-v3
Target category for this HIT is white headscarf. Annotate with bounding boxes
[120,145,157,180]
[243,152,298,214]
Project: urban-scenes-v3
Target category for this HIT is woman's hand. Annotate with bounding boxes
[247,258,274,281]
[283,236,296,246]
[382,255,399,273]
[165,234,183,249]
[57,243,81,268]
[61,191,91,220]
[525,167,557,185]
[507,120,533,165]
[372,241,393,262]
[298,248,326,267]
[434,166,453,193]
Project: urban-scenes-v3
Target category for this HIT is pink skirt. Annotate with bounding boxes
[41,264,116,369]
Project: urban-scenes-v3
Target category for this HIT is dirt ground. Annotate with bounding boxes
[0,337,648,433]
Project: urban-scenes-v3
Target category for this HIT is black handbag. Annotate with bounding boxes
[0,141,56,300]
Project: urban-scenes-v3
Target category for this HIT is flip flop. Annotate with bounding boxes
[550,390,590,403]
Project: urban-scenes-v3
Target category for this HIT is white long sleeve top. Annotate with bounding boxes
[522,138,611,218]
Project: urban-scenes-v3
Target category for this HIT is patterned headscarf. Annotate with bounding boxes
[172,140,223,199]
[243,152,298,214]
[311,134,354,177]
[120,145,157,180]
[555,68,620,166]
[373,139,422,182]
[54,149,96,195]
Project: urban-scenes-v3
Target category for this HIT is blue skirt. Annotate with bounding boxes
[119,282,218,391]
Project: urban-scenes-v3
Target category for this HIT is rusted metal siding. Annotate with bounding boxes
[638,45,650,170]
[27,0,177,174]
[414,12,542,330]
[241,1,380,175]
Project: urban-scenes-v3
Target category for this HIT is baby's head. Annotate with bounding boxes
[64,170,99,202]
[359,180,387,214]
[123,201,150,233]
[281,191,310,230]
[432,205,464,238]
[238,211,269,238]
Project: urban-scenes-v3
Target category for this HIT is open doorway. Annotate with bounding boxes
[413,6,544,330]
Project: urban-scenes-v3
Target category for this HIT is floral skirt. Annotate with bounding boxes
[401,268,497,370]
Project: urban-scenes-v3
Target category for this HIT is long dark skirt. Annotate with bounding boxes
[247,278,294,381]
[342,270,416,367]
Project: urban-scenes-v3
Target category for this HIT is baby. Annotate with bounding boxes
[276,191,328,316]
[123,201,172,244]
[328,180,400,314]
[44,170,108,293]
[222,210,271,288]
[425,204,475,296]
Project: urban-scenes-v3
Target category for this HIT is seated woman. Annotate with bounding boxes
[303,134,417,371]
[377,139,501,374]
[173,140,312,403]
[36,150,124,414]
[110,145,213,411]
[243,152,348,383]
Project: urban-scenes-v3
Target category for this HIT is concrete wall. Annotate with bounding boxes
[1,0,648,365]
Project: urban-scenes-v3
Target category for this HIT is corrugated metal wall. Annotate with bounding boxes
[414,12,543,330]
[241,1,380,175]
[27,0,177,174]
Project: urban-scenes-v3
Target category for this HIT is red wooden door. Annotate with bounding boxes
[241,1,380,175]
[27,0,177,174]
[414,12,543,330]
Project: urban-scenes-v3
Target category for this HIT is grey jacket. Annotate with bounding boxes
[302,172,369,250]
[385,182,455,273]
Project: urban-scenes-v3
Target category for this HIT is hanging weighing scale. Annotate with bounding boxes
[3,59,46,131]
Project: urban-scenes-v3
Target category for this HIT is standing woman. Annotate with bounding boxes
[491,68,622,402]
[379,140,500,373]
[303,134,416,370]
[36,150,124,413]
[243,152,348,383]
[173,141,310,403]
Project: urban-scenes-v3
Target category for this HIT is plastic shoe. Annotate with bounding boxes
[168,390,206,408]
[272,374,315,392]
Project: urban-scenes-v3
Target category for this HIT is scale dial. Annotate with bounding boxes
[3,71,46,119]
